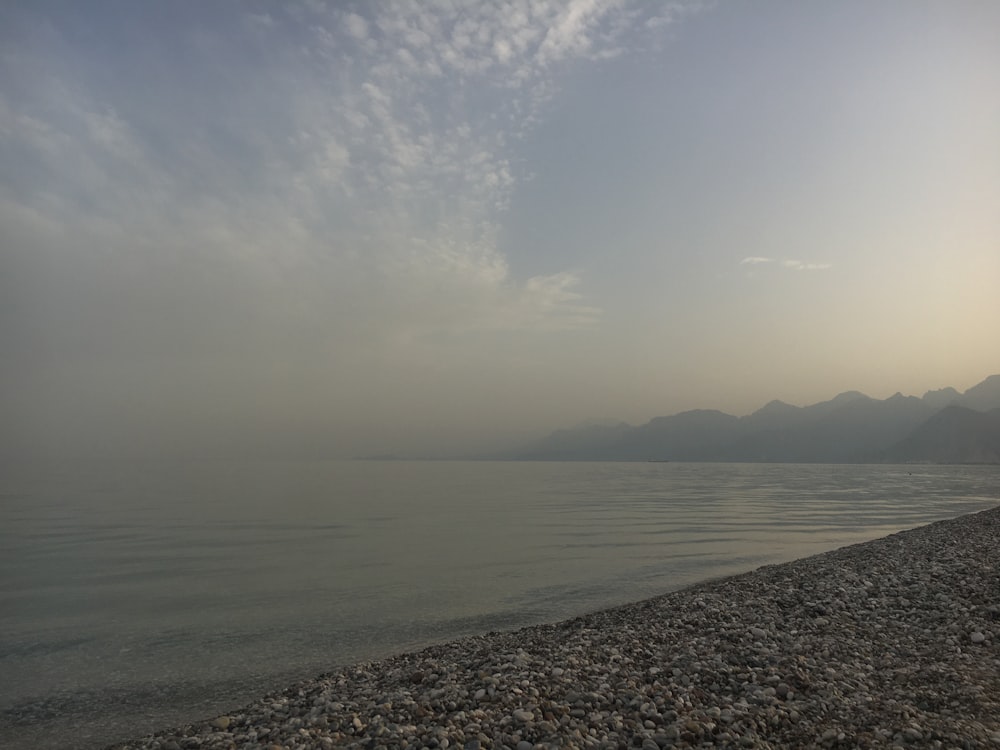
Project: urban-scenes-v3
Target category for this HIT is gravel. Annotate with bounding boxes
[108,506,1000,749]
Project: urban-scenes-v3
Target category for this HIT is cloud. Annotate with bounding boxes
[5,1,703,342]
[536,0,608,66]
[781,260,833,271]
[740,257,831,271]
[343,12,369,41]
[0,1,708,456]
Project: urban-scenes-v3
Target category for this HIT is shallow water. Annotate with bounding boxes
[1,460,997,749]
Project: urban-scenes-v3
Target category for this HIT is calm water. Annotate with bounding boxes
[1,460,998,749]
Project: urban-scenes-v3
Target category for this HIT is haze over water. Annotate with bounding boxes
[4,1,1000,463]
[2,460,998,749]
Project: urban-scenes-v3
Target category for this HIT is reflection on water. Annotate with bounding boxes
[1,460,997,749]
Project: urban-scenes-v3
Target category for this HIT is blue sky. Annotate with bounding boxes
[3,1,999,458]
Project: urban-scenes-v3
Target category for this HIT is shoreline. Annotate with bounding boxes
[109,507,1000,750]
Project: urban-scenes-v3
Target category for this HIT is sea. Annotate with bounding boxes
[1,460,998,749]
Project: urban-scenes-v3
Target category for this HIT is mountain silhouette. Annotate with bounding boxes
[880,406,1000,464]
[512,375,1000,463]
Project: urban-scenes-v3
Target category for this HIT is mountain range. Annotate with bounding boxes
[509,375,1000,464]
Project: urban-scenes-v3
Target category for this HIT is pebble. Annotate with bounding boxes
[105,507,1000,750]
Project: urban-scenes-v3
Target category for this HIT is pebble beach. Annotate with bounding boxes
[109,506,1000,750]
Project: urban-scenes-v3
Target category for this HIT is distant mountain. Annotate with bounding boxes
[921,386,960,409]
[955,374,1000,412]
[718,392,934,463]
[614,409,740,461]
[881,406,1000,464]
[516,421,632,461]
[510,374,1000,463]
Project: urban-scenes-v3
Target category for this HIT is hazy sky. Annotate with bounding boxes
[3,0,1000,459]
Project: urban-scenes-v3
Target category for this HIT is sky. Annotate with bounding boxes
[3,0,1000,460]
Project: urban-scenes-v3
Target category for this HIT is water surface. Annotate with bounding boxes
[1,460,997,749]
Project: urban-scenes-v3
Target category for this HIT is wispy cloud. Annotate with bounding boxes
[2,0,700,356]
[740,257,832,271]
[781,260,833,271]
